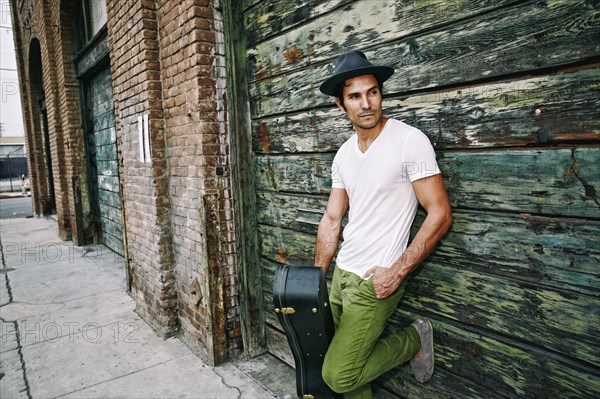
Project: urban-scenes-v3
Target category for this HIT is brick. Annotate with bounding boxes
[13,0,241,364]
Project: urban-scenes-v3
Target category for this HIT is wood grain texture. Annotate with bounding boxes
[247,0,516,81]
[242,0,262,13]
[256,191,328,233]
[249,0,600,118]
[255,147,600,218]
[252,67,600,154]
[256,192,600,296]
[258,224,600,364]
[440,148,600,218]
[244,0,357,46]
[383,313,600,399]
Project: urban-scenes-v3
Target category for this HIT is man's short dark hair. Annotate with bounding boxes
[334,76,385,110]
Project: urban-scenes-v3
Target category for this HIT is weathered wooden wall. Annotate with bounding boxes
[240,0,600,397]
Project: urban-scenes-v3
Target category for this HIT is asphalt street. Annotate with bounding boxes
[0,197,33,219]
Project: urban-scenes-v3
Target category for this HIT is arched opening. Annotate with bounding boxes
[28,38,55,215]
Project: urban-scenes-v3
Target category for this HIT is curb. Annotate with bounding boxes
[0,193,31,199]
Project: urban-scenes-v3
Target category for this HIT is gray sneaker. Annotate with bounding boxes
[410,318,434,383]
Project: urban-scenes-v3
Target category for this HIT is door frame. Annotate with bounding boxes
[222,0,266,356]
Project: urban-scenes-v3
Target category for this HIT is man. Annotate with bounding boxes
[314,50,452,398]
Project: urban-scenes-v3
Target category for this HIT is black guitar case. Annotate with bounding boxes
[273,265,339,399]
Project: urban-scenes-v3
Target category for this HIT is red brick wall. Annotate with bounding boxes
[155,0,241,363]
[107,0,179,337]
[13,0,243,364]
[10,0,75,238]
[214,4,243,360]
[55,0,90,245]
[36,0,71,237]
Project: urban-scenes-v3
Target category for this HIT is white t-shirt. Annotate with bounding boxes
[331,118,441,277]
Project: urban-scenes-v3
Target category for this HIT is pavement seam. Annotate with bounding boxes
[1,238,33,399]
[44,287,124,305]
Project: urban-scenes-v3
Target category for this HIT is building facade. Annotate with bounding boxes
[10,0,243,364]
[11,0,600,397]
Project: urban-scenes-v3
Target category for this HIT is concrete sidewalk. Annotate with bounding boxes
[0,216,295,399]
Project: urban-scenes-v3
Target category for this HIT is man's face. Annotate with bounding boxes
[336,74,383,131]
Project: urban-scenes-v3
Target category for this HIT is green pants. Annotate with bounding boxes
[322,267,420,399]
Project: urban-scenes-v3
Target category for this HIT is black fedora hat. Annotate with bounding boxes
[319,50,394,97]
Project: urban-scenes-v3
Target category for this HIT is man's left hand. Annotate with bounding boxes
[362,266,403,299]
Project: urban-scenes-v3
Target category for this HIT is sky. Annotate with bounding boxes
[0,0,25,137]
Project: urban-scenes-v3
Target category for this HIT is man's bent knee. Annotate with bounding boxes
[322,366,345,393]
[322,363,359,394]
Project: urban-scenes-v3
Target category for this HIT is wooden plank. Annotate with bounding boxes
[203,193,228,364]
[252,68,600,154]
[256,191,327,233]
[98,187,122,208]
[258,224,600,367]
[383,315,600,398]
[440,147,600,218]
[244,0,357,47]
[421,213,600,296]
[248,0,600,118]
[97,160,119,176]
[255,147,600,218]
[255,153,333,194]
[247,0,516,81]
[265,324,294,366]
[402,263,600,368]
[258,224,315,265]
[256,192,600,296]
[97,175,120,192]
[223,0,267,355]
[242,0,262,13]
[102,233,124,256]
[99,202,122,224]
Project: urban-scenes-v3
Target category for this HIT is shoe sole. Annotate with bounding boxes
[410,319,434,383]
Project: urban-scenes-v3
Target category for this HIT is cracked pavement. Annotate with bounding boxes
[0,216,288,399]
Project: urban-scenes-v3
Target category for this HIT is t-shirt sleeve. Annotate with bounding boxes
[331,150,345,189]
[403,129,441,182]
